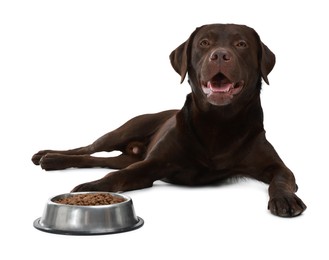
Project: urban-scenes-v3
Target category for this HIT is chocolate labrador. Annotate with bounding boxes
[32,24,306,217]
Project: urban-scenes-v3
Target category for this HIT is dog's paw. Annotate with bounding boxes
[32,151,49,165]
[39,153,69,171]
[72,175,121,192]
[72,180,108,192]
[72,182,95,192]
[268,193,307,217]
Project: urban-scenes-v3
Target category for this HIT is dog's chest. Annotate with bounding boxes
[189,127,250,170]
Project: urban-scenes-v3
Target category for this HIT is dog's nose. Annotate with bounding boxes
[209,49,232,62]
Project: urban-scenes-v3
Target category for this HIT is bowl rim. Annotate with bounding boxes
[49,191,131,208]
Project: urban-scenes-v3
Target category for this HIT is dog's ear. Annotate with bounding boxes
[169,38,192,84]
[170,27,201,84]
[259,42,275,85]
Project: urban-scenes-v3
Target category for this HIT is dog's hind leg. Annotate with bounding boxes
[31,140,142,167]
[38,153,142,171]
[38,141,146,170]
[32,110,177,170]
[31,146,94,165]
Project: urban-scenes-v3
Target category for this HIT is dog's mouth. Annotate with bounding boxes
[201,73,244,96]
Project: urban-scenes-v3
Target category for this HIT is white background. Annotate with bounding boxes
[1,0,328,259]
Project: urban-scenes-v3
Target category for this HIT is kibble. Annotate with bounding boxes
[54,193,126,206]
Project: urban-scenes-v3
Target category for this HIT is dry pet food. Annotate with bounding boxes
[54,193,126,206]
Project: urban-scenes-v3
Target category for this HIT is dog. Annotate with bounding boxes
[32,23,306,217]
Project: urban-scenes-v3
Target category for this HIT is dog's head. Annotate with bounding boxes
[170,24,275,107]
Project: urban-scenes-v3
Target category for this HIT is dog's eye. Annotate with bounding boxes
[199,39,210,48]
[236,40,247,48]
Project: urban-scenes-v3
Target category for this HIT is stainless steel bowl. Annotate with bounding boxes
[33,192,144,235]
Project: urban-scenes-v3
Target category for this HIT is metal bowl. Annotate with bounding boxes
[33,192,144,235]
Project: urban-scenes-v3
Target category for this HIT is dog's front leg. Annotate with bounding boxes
[265,166,306,217]
[71,160,170,192]
[246,135,307,217]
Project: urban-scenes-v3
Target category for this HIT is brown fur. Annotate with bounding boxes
[32,24,306,217]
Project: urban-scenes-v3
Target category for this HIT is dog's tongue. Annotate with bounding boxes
[207,80,233,93]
